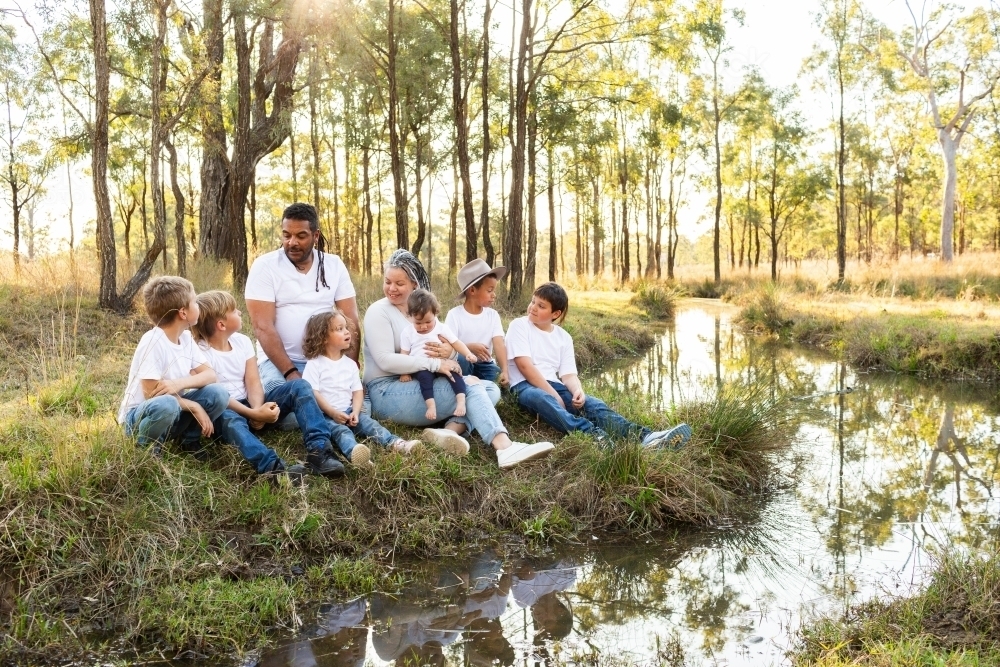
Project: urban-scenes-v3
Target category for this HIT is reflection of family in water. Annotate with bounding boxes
[260,554,578,666]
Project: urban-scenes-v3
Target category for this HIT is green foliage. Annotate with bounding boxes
[629,281,680,319]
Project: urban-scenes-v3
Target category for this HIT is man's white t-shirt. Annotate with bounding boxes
[302,354,362,412]
[504,316,578,387]
[399,320,459,359]
[444,306,504,357]
[199,332,255,402]
[244,248,356,364]
[118,328,208,423]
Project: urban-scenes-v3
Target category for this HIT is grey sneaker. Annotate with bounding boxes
[350,443,374,468]
[642,423,692,450]
[421,428,470,455]
[496,441,554,469]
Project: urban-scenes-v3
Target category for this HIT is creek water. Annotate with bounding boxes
[254,300,1000,666]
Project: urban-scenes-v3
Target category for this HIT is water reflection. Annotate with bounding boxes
[260,301,1000,666]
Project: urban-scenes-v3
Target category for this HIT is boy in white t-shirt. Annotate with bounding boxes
[118,276,229,457]
[302,310,421,466]
[193,290,340,482]
[444,259,509,386]
[400,289,478,421]
[506,282,692,450]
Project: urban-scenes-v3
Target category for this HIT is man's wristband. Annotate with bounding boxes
[282,367,298,379]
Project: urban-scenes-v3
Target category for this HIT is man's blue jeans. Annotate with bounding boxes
[124,384,230,453]
[510,380,650,442]
[457,358,502,383]
[326,407,400,458]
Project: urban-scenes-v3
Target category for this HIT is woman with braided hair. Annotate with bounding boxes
[363,249,554,468]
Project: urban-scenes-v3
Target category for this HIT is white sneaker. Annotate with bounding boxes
[641,423,692,450]
[421,428,470,455]
[350,443,373,468]
[496,441,555,469]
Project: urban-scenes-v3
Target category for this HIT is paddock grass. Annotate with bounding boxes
[0,256,785,661]
[793,550,1000,666]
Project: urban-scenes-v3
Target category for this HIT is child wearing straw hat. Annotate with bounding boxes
[445,259,510,386]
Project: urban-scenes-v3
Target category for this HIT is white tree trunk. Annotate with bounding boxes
[939,129,958,262]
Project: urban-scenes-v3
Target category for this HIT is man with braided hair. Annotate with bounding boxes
[246,202,360,392]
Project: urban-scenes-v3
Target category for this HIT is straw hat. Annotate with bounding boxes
[457,259,509,293]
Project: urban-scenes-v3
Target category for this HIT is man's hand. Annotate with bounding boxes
[467,343,491,362]
[189,403,214,437]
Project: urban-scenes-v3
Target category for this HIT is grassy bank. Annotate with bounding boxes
[0,263,787,661]
[794,550,1000,666]
[733,284,1000,381]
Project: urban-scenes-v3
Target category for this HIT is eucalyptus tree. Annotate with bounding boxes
[898,1,1000,262]
[0,26,54,272]
[685,0,745,285]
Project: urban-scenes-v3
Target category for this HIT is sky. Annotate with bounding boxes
[7,0,988,255]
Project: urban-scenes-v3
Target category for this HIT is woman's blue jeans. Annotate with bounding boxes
[124,384,230,453]
[366,375,505,446]
[510,380,650,442]
[326,407,400,458]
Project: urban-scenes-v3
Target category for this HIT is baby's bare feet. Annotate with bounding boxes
[425,400,437,421]
[454,396,467,417]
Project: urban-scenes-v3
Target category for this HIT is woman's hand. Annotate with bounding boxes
[437,358,463,380]
[424,335,455,359]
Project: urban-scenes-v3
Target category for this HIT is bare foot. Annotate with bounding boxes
[425,400,437,421]
[454,395,467,417]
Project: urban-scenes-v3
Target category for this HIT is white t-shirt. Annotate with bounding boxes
[302,354,362,412]
[444,306,504,357]
[244,248,356,364]
[505,317,578,387]
[118,328,208,423]
[399,319,459,359]
[199,332,255,402]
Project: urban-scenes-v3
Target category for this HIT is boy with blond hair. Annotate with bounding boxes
[193,290,343,478]
[118,276,229,456]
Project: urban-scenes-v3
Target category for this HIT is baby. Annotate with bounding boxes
[400,289,477,420]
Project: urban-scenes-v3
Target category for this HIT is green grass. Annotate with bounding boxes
[794,550,1000,666]
[0,272,790,661]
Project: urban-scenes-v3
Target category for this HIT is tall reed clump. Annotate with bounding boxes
[734,283,794,336]
[629,281,681,320]
[794,549,1000,665]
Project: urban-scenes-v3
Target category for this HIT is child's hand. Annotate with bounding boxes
[189,403,214,437]
[400,374,412,382]
[347,413,359,426]
[253,402,281,424]
[151,378,184,397]
[467,343,491,362]
[331,409,350,424]
[248,419,265,431]
[465,353,478,364]
[571,388,586,409]
[499,371,509,387]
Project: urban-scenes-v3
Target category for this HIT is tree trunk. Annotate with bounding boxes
[449,0,476,261]
[91,0,119,308]
[450,148,459,272]
[712,59,722,284]
[198,0,229,261]
[387,0,408,249]
[362,144,374,275]
[525,105,538,289]
[411,132,427,256]
[939,130,958,261]
[547,143,556,281]
[505,0,531,303]
[480,0,494,265]
[619,127,629,283]
[309,48,322,213]
[165,136,187,277]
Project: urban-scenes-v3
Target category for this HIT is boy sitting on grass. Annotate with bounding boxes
[445,259,510,386]
[193,290,339,483]
[118,276,229,457]
[506,282,692,450]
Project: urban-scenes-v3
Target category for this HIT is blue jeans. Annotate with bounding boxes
[326,407,400,458]
[510,380,650,442]
[214,408,281,473]
[124,384,230,452]
[262,378,332,454]
[259,358,306,395]
[366,375,505,446]
[458,358,502,383]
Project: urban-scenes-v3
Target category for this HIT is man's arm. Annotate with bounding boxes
[246,299,300,380]
[335,296,361,363]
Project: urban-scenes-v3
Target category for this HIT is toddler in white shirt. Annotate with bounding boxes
[400,289,477,420]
